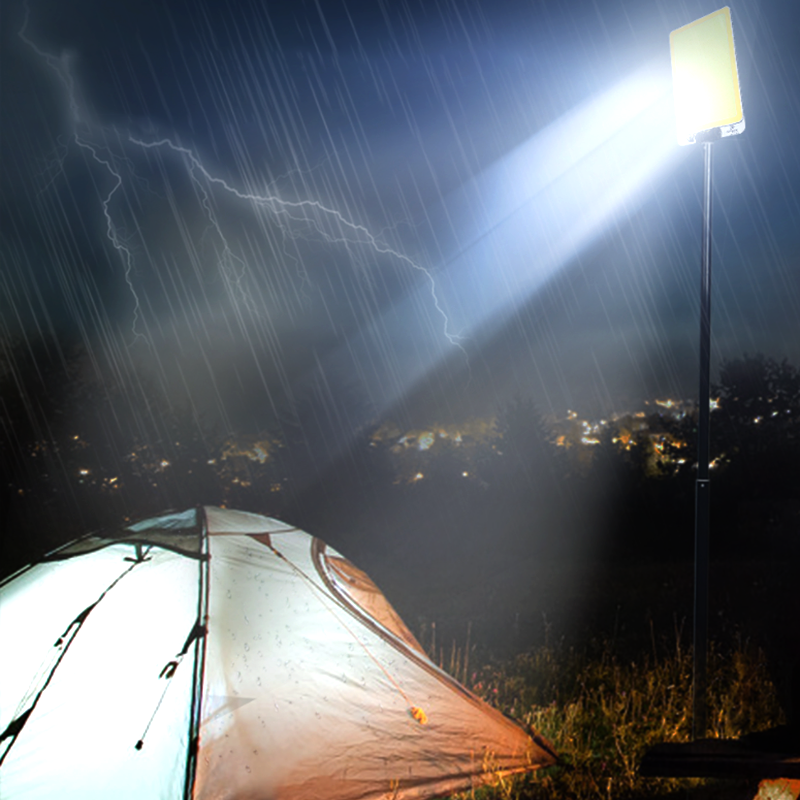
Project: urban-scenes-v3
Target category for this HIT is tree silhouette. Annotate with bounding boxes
[0,335,90,567]
[0,334,233,574]
[477,397,571,561]
[711,354,800,554]
[713,354,800,461]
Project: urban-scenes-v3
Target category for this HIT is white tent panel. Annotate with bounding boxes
[0,546,199,800]
[0,546,146,746]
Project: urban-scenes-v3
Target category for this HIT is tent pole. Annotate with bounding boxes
[184,507,211,800]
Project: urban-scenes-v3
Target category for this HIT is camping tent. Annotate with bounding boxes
[0,506,556,799]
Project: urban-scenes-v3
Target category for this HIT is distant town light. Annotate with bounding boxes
[418,433,435,451]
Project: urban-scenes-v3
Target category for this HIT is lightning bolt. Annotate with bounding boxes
[19,4,147,342]
[18,2,465,359]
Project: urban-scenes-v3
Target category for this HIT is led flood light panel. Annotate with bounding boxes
[670,7,744,145]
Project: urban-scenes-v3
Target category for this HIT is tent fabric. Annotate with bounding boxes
[323,553,426,654]
[0,544,199,800]
[0,507,557,800]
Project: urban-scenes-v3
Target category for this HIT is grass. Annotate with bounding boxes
[435,626,785,799]
[388,555,797,799]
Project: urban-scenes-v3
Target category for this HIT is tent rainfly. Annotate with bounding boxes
[0,507,557,799]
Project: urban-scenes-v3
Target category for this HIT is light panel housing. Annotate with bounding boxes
[670,7,744,145]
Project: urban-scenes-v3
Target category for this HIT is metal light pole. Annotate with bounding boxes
[669,6,744,739]
[693,137,713,739]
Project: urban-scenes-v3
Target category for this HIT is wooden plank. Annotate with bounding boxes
[640,726,800,779]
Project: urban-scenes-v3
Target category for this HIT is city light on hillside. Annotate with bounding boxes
[11,389,766,502]
[418,433,435,451]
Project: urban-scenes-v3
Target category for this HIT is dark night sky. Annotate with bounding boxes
[2,0,799,438]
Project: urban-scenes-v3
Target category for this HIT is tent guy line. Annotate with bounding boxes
[138,617,208,752]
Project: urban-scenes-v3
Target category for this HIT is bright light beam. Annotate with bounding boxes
[433,64,674,265]
[329,66,686,416]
